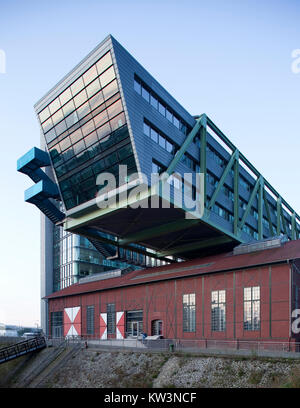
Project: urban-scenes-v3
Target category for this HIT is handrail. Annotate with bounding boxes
[0,336,46,364]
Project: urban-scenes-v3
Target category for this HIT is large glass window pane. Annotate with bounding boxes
[71,77,84,97]
[73,139,86,156]
[55,163,67,178]
[49,98,61,115]
[107,99,122,119]
[159,134,166,149]
[158,102,166,116]
[63,100,75,117]
[143,122,150,136]
[150,94,158,109]
[45,128,57,144]
[42,117,53,133]
[96,52,112,75]
[59,88,72,106]
[84,130,98,148]
[166,140,173,153]
[142,86,150,102]
[97,122,111,140]
[49,144,61,159]
[243,286,260,331]
[65,111,79,128]
[173,116,180,129]
[183,293,196,332]
[89,90,104,111]
[69,128,83,145]
[83,65,98,86]
[59,136,72,152]
[107,303,116,334]
[211,290,226,331]
[105,152,118,167]
[150,128,158,143]
[86,78,101,98]
[74,89,88,108]
[55,120,67,136]
[102,80,118,101]
[110,112,125,131]
[39,107,50,123]
[86,306,95,335]
[134,78,141,94]
[81,118,95,137]
[100,66,115,88]
[92,160,106,178]
[118,144,133,160]
[166,109,173,122]
[244,287,251,301]
[77,101,90,120]
[94,110,109,129]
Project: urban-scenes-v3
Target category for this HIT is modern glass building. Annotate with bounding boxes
[18,34,300,334]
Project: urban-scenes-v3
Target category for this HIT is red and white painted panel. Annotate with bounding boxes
[64,306,81,337]
[116,311,125,339]
[100,313,107,339]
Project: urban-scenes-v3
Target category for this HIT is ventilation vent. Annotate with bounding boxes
[233,235,288,256]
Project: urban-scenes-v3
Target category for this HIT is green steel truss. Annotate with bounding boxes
[65,114,300,258]
[164,113,300,243]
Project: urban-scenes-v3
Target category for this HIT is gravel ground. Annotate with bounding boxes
[42,349,300,388]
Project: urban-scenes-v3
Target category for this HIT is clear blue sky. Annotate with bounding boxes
[0,0,299,326]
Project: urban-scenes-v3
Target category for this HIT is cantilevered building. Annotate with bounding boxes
[18,35,300,336]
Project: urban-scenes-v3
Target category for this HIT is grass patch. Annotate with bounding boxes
[248,370,263,385]
[281,368,300,388]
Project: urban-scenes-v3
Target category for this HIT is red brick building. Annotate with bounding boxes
[46,238,300,346]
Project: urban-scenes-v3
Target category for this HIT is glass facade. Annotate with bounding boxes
[53,224,137,292]
[38,51,137,210]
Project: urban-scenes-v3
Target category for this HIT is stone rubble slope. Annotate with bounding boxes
[40,349,300,388]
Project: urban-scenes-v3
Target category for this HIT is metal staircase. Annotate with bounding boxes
[0,336,47,364]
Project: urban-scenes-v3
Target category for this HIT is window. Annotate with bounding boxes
[142,86,150,102]
[96,52,113,75]
[100,66,115,88]
[244,286,260,331]
[107,303,115,334]
[150,127,158,143]
[211,290,226,331]
[134,75,191,136]
[86,305,94,335]
[151,320,163,336]
[158,102,166,116]
[150,94,158,109]
[134,78,141,94]
[51,311,63,338]
[183,293,196,332]
[144,120,176,155]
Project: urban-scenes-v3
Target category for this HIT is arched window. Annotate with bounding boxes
[151,320,163,336]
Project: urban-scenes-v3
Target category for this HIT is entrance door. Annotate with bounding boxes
[131,321,142,337]
[151,320,163,336]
